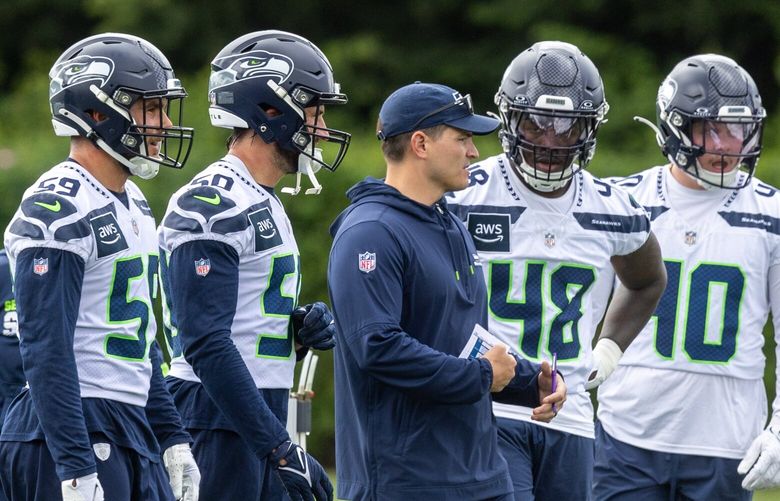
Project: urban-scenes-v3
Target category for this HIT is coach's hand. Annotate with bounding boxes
[163,443,201,500]
[739,424,780,490]
[61,472,104,501]
[270,440,333,501]
[293,302,336,351]
[532,360,567,423]
[484,344,516,392]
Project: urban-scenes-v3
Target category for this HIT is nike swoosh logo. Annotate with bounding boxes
[193,194,221,205]
[34,200,61,212]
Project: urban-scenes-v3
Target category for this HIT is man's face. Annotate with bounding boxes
[518,113,584,173]
[129,97,172,159]
[426,126,480,192]
[690,119,749,173]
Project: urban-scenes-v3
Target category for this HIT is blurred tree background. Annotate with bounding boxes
[2,0,780,480]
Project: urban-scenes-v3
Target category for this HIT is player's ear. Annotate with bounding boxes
[409,130,429,159]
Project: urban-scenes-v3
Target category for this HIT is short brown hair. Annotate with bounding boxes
[377,119,447,162]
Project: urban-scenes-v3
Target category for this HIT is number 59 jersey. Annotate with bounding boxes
[158,154,299,390]
[3,161,159,407]
[448,154,650,438]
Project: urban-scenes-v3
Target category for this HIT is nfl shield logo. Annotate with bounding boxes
[684,231,697,246]
[33,258,48,275]
[358,252,376,273]
[194,258,211,277]
[544,232,556,248]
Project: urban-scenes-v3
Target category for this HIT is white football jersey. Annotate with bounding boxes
[3,160,158,407]
[598,165,780,458]
[159,154,299,389]
[448,154,649,438]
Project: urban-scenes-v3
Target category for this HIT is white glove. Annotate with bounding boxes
[584,338,623,391]
[61,472,104,501]
[738,424,780,490]
[163,443,201,501]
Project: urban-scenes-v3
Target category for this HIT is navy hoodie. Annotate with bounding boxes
[328,177,541,501]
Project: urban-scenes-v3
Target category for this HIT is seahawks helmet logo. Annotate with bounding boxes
[209,50,294,90]
[49,55,114,97]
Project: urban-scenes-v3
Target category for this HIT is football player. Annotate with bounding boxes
[595,55,776,499]
[1,34,199,501]
[0,249,22,431]
[448,41,667,500]
[158,30,348,501]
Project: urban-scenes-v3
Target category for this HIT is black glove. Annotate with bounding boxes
[292,302,336,351]
[269,440,333,501]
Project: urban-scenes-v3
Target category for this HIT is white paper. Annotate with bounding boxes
[459,324,512,359]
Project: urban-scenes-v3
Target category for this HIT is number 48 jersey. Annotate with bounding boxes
[158,154,299,390]
[3,160,159,407]
[448,154,650,438]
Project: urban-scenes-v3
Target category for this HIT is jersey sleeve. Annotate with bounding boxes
[14,247,95,480]
[168,238,289,457]
[159,184,252,256]
[5,181,95,261]
[600,181,651,257]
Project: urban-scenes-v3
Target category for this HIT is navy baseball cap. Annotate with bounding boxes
[377,82,500,140]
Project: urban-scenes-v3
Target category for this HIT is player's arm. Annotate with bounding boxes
[14,247,95,480]
[586,231,667,390]
[168,239,289,457]
[737,262,780,490]
[329,222,540,405]
[145,342,200,500]
[145,342,191,450]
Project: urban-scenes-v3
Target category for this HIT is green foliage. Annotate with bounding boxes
[3,0,780,467]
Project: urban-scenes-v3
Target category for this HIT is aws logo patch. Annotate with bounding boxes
[466,213,510,252]
[248,207,283,252]
[90,212,128,258]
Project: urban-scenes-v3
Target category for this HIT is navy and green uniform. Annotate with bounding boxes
[595,166,780,500]
[1,160,190,500]
[159,154,298,499]
[448,154,650,500]
[0,249,23,430]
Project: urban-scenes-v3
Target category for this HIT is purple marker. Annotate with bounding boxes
[551,352,558,414]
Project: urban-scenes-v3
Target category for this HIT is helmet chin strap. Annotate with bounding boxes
[281,148,323,195]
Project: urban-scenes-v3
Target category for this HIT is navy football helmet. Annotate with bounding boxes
[208,30,351,194]
[644,54,764,190]
[495,41,608,192]
[49,33,194,179]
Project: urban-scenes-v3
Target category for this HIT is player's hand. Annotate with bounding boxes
[163,443,201,501]
[484,344,516,392]
[61,472,104,501]
[584,338,623,391]
[532,360,566,423]
[292,302,336,351]
[270,440,333,501]
[738,425,780,490]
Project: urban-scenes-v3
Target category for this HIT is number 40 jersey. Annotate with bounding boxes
[3,160,159,407]
[598,165,780,458]
[448,154,650,439]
